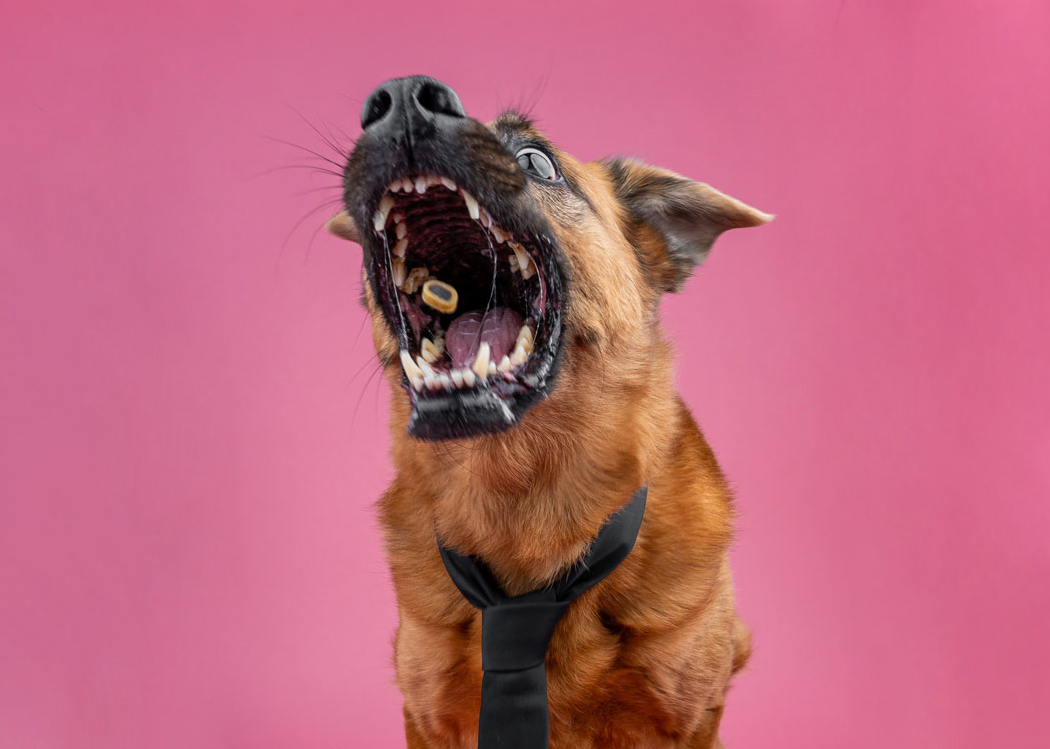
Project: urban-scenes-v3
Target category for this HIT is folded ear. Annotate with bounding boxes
[604,158,772,293]
[325,211,361,243]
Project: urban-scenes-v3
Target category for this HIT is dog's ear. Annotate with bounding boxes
[604,158,772,293]
[325,211,361,243]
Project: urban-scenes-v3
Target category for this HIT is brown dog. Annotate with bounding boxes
[327,76,770,748]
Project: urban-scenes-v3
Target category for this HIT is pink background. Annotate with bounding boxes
[2,1,1048,746]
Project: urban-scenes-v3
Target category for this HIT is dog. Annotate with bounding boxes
[326,76,771,748]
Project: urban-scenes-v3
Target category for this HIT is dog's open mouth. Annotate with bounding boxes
[368,174,563,439]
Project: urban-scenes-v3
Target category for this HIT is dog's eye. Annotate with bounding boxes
[515,147,560,181]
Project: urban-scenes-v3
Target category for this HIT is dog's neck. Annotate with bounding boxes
[389,338,679,596]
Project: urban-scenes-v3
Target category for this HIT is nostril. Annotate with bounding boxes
[415,81,464,118]
[361,89,393,130]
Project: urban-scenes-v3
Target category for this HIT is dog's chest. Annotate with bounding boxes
[399,607,709,748]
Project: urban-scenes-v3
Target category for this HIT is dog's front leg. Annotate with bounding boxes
[681,704,725,749]
[403,707,429,749]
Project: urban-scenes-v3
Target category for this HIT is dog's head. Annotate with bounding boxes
[330,76,770,441]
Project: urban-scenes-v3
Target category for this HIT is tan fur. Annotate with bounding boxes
[342,119,766,748]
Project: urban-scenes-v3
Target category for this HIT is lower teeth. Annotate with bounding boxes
[399,322,534,393]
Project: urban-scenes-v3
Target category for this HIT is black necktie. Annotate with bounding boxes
[437,486,647,749]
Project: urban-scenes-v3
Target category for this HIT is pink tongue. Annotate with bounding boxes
[446,306,524,368]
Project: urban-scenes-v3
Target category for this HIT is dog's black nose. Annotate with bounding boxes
[360,76,465,140]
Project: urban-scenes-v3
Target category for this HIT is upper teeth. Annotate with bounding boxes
[392,257,407,287]
[508,241,535,279]
[402,266,429,294]
[379,176,540,292]
[373,194,395,232]
[379,175,542,393]
[461,190,480,221]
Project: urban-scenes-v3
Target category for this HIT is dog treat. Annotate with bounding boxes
[421,279,458,314]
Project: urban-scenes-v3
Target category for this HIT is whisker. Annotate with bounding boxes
[350,359,387,432]
[293,183,345,198]
[302,210,334,266]
[287,106,352,160]
[249,162,345,181]
[321,117,357,149]
[274,197,344,272]
[344,352,382,392]
[439,440,477,477]
[260,134,346,171]
[348,307,371,355]
[472,228,499,356]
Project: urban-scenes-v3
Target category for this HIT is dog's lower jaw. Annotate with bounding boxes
[385,334,678,593]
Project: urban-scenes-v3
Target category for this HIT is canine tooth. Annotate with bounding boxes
[392,257,406,287]
[491,225,507,244]
[374,194,395,232]
[497,355,512,373]
[400,350,424,390]
[400,349,422,376]
[450,368,464,388]
[510,242,530,273]
[461,190,480,220]
[440,176,457,191]
[471,342,490,379]
[462,367,477,387]
[395,221,407,239]
[421,337,443,364]
[393,237,408,258]
[516,324,534,351]
[414,176,428,194]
